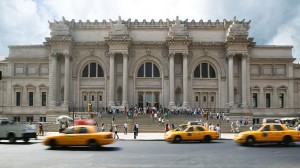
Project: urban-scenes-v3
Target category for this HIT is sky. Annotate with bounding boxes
[0,0,300,62]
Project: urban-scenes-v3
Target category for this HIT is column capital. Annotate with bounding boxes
[63,53,72,58]
[169,53,175,58]
[182,52,188,57]
[106,52,115,57]
[122,53,128,57]
[226,51,235,58]
[51,52,58,58]
[241,52,248,58]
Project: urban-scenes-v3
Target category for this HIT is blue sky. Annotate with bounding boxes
[1,0,300,62]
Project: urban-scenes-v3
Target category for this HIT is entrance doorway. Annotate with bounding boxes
[137,91,160,109]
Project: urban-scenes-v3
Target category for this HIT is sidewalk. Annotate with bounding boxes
[39,132,236,141]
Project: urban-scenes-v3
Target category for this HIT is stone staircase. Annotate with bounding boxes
[42,112,250,133]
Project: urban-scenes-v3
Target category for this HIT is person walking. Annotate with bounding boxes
[165,123,170,132]
[114,125,119,139]
[101,123,105,132]
[133,124,138,139]
[231,121,235,133]
[135,123,139,136]
[109,123,113,132]
[124,122,128,135]
[215,124,221,139]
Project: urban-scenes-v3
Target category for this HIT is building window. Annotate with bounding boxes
[252,93,258,108]
[29,92,33,106]
[211,96,214,102]
[279,93,284,108]
[26,116,33,122]
[91,95,95,101]
[42,92,47,106]
[83,95,87,102]
[195,96,199,102]
[201,63,208,78]
[203,96,207,102]
[99,95,102,101]
[97,64,104,77]
[82,62,104,77]
[16,92,21,106]
[13,116,20,122]
[82,65,89,77]
[266,93,271,108]
[39,117,46,122]
[137,62,160,77]
[194,63,216,78]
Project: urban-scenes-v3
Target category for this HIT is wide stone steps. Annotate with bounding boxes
[42,113,250,133]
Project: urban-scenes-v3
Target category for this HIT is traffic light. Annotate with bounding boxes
[88,103,92,112]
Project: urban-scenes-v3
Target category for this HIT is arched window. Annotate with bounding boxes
[194,63,216,78]
[82,62,104,77]
[137,62,160,77]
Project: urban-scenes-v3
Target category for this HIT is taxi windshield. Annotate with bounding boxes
[175,124,187,131]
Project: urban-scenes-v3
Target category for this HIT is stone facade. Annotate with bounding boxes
[0,16,299,123]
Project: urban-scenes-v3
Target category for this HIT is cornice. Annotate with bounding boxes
[49,16,250,30]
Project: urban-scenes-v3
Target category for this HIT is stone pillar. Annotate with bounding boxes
[50,53,58,106]
[228,54,234,106]
[108,53,115,106]
[169,53,175,107]
[182,52,189,108]
[63,54,70,105]
[241,54,247,107]
[122,53,128,107]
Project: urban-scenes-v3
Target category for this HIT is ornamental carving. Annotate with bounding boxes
[109,16,129,36]
[168,16,188,37]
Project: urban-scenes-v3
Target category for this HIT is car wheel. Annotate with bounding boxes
[49,139,57,149]
[204,135,211,143]
[23,138,29,143]
[246,136,255,146]
[88,139,98,149]
[8,134,16,144]
[283,136,292,146]
[173,136,181,143]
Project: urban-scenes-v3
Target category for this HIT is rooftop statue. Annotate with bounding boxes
[168,16,188,37]
[109,16,129,35]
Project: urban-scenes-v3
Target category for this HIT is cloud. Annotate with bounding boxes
[0,0,300,62]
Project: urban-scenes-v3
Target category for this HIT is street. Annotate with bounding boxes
[0,140,299,168]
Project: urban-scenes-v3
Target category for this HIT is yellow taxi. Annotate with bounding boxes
[43,125,114,149]
[234,123,300,146]
[164,124,219,143]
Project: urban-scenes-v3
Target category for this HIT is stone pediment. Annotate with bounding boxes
[38,84,48,88]
[277,85,288,90]
[13,84,22,88]
[25,84,36,89]
[263,85,274,91]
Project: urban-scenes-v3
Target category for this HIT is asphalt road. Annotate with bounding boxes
[0,139,300,168]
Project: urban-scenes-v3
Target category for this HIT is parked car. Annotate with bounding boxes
[234,123,300,146]
[164,124,219,143]
[43,125,114,149]
[0,118,37,143]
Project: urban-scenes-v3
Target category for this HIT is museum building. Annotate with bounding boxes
[0,16,299,123]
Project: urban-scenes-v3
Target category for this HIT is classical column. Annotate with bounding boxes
[63,54,70,105]
[241,54,247,107]
[169,53,175,106]
[50,53,58,106]
[228,54,234,106]
[122,53,128,106]
[182,52,189,108]
[108,53,115,106]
